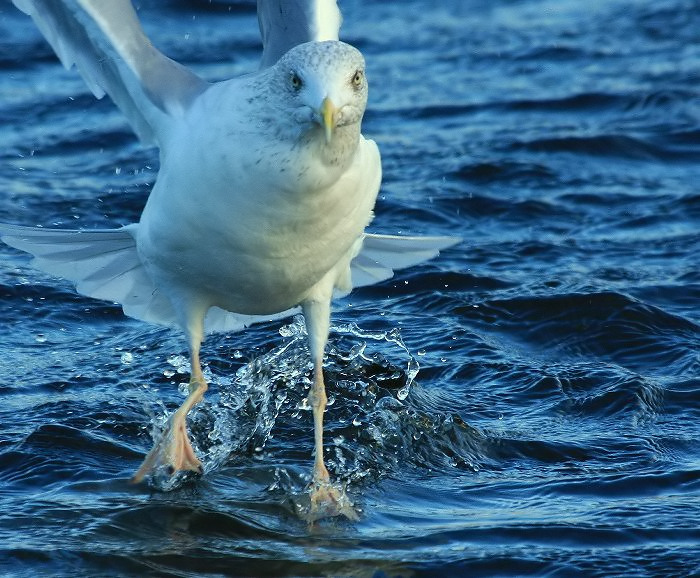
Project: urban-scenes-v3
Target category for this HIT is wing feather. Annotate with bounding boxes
[13,0,208,145]
[0,223,303,334]
[257,0,342,67]
[351,234,461,288]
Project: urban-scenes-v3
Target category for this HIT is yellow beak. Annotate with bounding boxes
[319,97,337,144]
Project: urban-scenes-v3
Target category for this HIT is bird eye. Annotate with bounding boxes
[290,72,303,91]
[352,69,364,88]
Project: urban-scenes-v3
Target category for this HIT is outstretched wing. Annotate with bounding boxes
[0,224,459,332]
[0,223,177,326]
[257,0,342,68]
[0,224,300,334]
[13,0,208,145]
[351,234,461,288]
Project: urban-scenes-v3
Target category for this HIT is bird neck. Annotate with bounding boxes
[308,122,361,169]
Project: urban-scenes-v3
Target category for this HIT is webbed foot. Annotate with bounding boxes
[306,478,359,522]
[131,410,203,484]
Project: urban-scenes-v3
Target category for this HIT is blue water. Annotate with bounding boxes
[1,0,699,576]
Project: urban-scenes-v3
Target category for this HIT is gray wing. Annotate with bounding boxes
[257,0,342,68]
[13,0,208,145]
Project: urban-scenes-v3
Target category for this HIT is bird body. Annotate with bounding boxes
[137,45,380,322]
[1,0,458,520]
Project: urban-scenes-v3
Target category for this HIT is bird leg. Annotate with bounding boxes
[303,299,358,522]
[309,361,330,483]
[131,344,207,484]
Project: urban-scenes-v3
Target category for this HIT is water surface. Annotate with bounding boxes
[0,0,699,576]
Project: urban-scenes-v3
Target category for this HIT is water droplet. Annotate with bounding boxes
[120,352,133,364]
[167,354,190,373]
[396,386,409,401]
[35,334,47,343]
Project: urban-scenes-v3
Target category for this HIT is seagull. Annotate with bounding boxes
[1,0,459,520]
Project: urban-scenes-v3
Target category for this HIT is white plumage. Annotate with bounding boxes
[0,0,459,521]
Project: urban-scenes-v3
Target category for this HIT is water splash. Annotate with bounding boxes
[332,321,421,401]
[141,316,427,493]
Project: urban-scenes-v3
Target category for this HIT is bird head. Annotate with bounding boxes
[275,40,368,145]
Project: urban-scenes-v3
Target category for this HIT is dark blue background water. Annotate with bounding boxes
[1,0,699,576]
